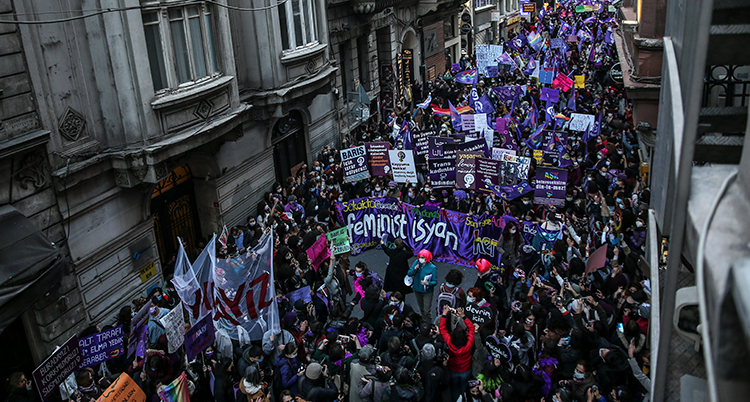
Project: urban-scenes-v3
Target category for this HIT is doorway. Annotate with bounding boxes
[272,111,308,183]
[151,164,202,273]
[0,316,35,402]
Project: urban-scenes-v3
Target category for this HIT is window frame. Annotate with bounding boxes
[279,0,319,53]
[142,1,220,93]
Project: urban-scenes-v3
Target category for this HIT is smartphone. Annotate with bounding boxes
[617,323,624,332]
[337,334,350,343]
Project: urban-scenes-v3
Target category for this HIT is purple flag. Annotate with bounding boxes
[449,101,462,131]
[540,87,560,103]
[508,34,528,51]
[477,94,495,115]
[567,87,577,111]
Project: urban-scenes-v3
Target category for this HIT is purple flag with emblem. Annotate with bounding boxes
[508,33,528,51]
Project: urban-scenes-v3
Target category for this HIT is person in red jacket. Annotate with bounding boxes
[439,304,475,402]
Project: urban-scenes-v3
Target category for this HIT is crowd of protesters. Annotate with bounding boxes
[6,3,653,402]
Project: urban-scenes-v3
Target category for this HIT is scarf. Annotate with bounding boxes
[243,380,261,395]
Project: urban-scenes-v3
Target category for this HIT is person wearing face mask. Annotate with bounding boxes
[284,195,305,223]
[407,249,439,323]
[513,194,535,218]
[560,360,596,402]
[499,222,523,269]
[277,342,302,396]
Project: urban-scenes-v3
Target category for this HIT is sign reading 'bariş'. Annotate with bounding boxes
[340,146,370,183]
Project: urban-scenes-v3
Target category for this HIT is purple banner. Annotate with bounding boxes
[476,158,501,193]
[445,138,489,160]
[429,136,454,159]
[452,63,461,72]
[534,167,568,206]
[78,325,125,369]
[365,142,391,176]
[335,198,506,269]
[185,314,216,361]
[428,158,456,188]
[32,336,83,402]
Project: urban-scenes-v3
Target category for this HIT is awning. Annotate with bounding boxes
[0,205,69,335]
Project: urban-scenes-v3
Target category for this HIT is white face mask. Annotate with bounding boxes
[636,221,644,228]
[467,296,475,303]
[419,257,426,264]
[523,200,531,205]
[510,229,517,234]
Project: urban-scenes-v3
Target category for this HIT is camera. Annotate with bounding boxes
[337,334,350,344]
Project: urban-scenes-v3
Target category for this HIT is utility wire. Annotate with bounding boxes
[0,0,288,24]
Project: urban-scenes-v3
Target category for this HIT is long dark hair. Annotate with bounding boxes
[451,326,468,348]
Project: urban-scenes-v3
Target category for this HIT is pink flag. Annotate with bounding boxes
[306,235,331,272]
[586,245,608,274]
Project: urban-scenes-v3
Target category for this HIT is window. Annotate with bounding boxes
[142,3,218,92]
[279,0,318,51]
[474,0,495,10]
[357,36,370,91]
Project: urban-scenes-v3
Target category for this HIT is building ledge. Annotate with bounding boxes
[613,27,662,92]
[150,75,234,110]
[280,43,326,65]
[0,130,50,160]
[242,64,337,108]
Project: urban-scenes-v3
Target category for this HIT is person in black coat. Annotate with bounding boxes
[360,284,388,328]
[380,238,414,295]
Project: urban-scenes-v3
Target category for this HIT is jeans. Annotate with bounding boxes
[415,291,434,323]
[449,369,472,402]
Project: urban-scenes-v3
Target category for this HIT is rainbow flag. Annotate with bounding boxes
[431,104,473,116]
[158,372,191,402]
[554,113,570,121]
[454,69,478,85]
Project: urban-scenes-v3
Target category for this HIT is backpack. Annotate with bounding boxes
[436,284,459,315]
[390,384,417,402]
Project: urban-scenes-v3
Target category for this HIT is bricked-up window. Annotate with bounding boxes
[142,3,218,91]
[279,0,318,51]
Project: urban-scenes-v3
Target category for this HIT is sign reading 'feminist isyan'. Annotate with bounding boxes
[335,197,507,269]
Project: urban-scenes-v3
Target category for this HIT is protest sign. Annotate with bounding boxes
[32,336,83,401]
[574,75,586,88]
[474,113,488,132]
[327,227,351,255]
[492,148,516,160]
[96,373,146,402]
[412,129,432,164]
[428,158,457,188]
[452,63,460,72]
[388,150,418,183]
[550,38,564,49]
[476,158,501,193]
[335,197,506,268]
[306,234,331,271]
[586,245,609,274]
[185,314,216,361]
[365,142,391,176]
[461,114,475,132]
[429,137,454,159]
[554,74,574,92]
[534,167,568,206]
[456,138,489,156]
[340,146,370,183]
[78,326,125,369]
[499,159,520,185]
[485,335,512,363]
[130,300,152,338]
[569,113,595,132]
[466,302,493,325]
[539,68,555,85]
[456,152,481,190]
[160,306,186,354]
[286,286,312,306]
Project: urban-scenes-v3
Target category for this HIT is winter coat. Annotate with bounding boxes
[407,260,438,293]
[439,316,475,373]
[382,245,415,295]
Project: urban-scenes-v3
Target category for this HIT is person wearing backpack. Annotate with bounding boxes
[381,367,424,402]
[436,269,467,326]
